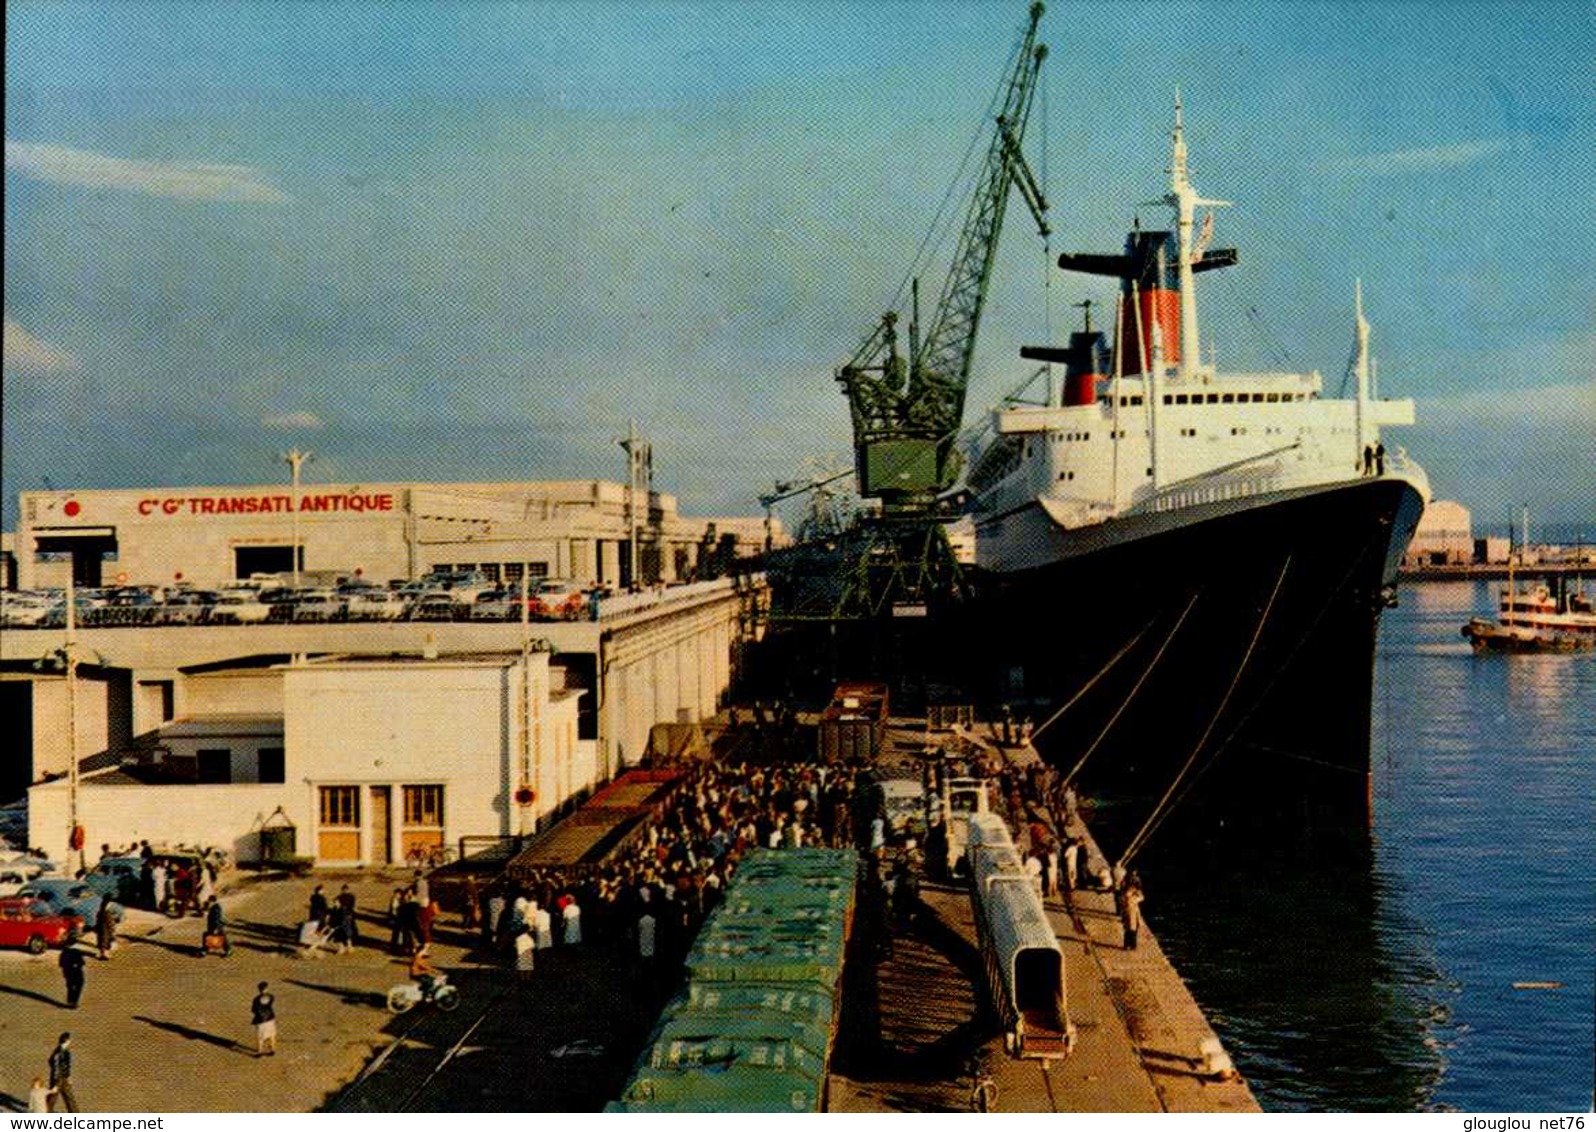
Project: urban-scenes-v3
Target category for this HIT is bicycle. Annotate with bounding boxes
[405,843,456,870]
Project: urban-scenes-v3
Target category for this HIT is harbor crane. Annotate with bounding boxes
[837,0,1051,517]
[774,1,1050,622]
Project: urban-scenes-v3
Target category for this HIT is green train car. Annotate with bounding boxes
[607,848,859,1113]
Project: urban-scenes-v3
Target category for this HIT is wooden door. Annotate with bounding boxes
[370,786,391,866]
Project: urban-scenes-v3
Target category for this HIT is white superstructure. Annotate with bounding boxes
[966,100,1428,574]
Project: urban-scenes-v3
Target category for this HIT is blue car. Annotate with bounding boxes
[84,856,144,905]
[14,879,102,923]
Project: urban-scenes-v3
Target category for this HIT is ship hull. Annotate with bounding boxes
[959,475,1427,859]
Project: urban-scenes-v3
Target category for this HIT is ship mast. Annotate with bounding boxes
[1353,279,1372,468]
[1163,92,1229,383]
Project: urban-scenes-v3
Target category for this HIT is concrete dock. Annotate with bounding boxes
[827,722,1259,1113]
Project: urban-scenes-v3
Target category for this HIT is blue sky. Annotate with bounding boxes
[5,1,1593,531]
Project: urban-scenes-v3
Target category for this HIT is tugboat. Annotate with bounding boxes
[961,97,1429,851]
[1463,577,1596,652]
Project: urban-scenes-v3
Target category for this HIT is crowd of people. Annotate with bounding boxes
[465,759,878,977]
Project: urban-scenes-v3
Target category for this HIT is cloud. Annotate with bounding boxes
[261,410,326,431]
[5,140,287,203]
[3,315,78,374]
[1321,138,1510,175]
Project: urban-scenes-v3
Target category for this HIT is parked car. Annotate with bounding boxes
[84,856,145,905]
[13,879,102,922]
[0,591,56,628]
[422,570,494,605]
[469,590,519,621]
[86,588,161,626]
[157,590,217,625]
[292,588,347,622]
[0,866,47,899]
[880,777,929,841]
[0,898,83,954]
[408,592,459,622]
[39,595,99,629]
[209,589,273,624]
[345,587,407,621]
[529,579,587,621]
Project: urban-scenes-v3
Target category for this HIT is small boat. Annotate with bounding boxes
[1462,578,1596,653]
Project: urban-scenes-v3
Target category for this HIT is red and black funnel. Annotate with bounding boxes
[1056,228,1236,374]
[1021,305,1109,406]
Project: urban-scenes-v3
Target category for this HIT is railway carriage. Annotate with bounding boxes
[965,812,1074,1059]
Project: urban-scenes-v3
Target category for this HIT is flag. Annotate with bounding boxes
[1194,210,1215,258]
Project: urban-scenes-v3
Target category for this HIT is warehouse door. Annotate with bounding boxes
[234,546,300,579]
[370,787,392,866]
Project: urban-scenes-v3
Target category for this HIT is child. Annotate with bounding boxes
[28,1077,54,1113]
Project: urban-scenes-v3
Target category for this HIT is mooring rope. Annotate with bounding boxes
[1029,617,1156,746]
[1132,531,1386,849]
[1119,557,1292,870]
[1058,590,1201,793]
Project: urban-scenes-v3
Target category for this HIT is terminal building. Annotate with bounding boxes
[3,476,776,865]
[9,478,774,592]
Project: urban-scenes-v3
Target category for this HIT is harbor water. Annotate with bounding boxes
[1142,579,1595,1111]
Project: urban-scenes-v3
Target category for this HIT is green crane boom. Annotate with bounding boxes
[838,2,1050,514]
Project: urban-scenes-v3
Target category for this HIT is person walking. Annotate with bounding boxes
[1119,875,1145,951]
[514,925,535,981]
[307,884,329,928]
[561,896,582,946]
[94,897,119,960]
[251,982,277,1057]
[47,1033,76,1112]
[59,939,86,1008]
[336,885,359,946]
[204,896,230,957]
[27,1076,54,1113]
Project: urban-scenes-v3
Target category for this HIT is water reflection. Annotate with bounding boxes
[1141,840,1449,1111]
[1144,578,1596,1110]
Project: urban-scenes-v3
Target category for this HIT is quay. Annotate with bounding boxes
[1399,561,1590,582]
[0,706,1257,1113]
[826,721,1258,1114]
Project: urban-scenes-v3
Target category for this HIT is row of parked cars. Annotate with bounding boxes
[0,845,216,953]
[1,572,601,628]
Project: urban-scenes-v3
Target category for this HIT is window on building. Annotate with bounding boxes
[197,749,230,784]
[1266,392,1280,403]
[1251,393,1266,403]
[1175,394,1189,405]
[403,785,444,827]
[1207,393,1219,404]
[1222,393,1235,404]
[1130,396,1144,407]
[258,748,285,784]
[319,785,360,827]
[481,563,502,583]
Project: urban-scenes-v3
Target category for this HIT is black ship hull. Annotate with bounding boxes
[959,476,1427,858]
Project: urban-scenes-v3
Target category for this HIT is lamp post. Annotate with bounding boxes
[64,568,81,872]
[282,449,312,588]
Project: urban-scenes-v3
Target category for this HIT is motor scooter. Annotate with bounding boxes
[386,972,460,1013]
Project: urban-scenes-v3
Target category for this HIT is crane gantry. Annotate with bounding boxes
[836,1,1052,517]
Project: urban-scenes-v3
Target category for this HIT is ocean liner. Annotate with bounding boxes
[962,100,1429,854]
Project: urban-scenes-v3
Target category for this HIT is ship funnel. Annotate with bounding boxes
[1057,229,1236,375]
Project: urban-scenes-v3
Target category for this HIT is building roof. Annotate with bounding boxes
[160,715,284,739]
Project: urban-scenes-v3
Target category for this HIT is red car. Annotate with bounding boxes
[0,897,83,954]
[529,580,587,621]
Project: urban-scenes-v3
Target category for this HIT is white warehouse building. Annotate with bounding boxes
[11,478,774,592]
[28,648,589,867]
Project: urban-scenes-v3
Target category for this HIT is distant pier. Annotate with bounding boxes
[1400,560,1591,582]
